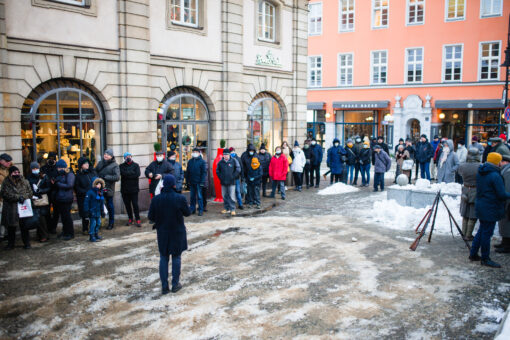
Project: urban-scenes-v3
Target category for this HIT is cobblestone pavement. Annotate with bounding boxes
[0,178,509,339]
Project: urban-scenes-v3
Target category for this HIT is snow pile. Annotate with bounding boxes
[318,182,359,195]
[365,196,462,235]
[389,181,462,195]
[495,307,510,340]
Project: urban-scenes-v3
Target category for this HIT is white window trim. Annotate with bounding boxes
[308,2,323,36]
[404,47,424,84]
[48,0,86,6]
[258,1,277,43]
[370,50,388,85]
[338,0,355,33]
[444,0,466,22]
[371,0,390,29]
[480,0,503,18]
[308,55,323,88]
[478,40,502,81]
[442,43,464,82]
[170,0,199,28]
[337,52,355,86]
[406,0,425,26]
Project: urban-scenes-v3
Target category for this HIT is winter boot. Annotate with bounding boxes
[481,258,501,268]
[465,219,476,241]
[469,254,481,261]
[82,218,89,235]
[495,237,510,253]
[125,219,133,226]
[89,235,98,242]
[95,233,102,241]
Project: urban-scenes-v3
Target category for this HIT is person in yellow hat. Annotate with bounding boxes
[469,152,510,268]
[246,157,263,209]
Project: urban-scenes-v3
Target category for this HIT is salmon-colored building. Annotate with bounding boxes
[307,0,509,151]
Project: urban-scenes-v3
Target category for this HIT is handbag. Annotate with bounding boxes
[32,180,49,207]
[21,208,39,230]
[402,160,414,171]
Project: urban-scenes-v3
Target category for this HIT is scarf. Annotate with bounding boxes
[440,147,450,167]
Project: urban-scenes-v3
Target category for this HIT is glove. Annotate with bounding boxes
[18,196,25,204]
[250,178,254,181]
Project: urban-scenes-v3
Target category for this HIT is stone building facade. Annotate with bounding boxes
[0,0,308,210]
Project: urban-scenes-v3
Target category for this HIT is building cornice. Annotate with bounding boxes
[308,81,505,91]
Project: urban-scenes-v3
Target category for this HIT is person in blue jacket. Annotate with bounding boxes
[310,138,323,188]
[327,138,347,184]
[415,134,434,180]
[167,151,184,193]
[469,152,510,268]
[84,178,105,242]
[185,148,207,216]
[149,174,191,294]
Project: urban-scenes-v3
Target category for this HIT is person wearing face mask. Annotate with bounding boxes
[74,157,97,234]
[120,152,141,227]
[436,139,459,184]
[1,166,33,249]
[0,153,14,241]
[269,147,289,200]
[359,141,372,186]
[471,136,485,158]
[302,140,315,189]
[167,151,184,194]
[415,134,434,180]
[229,147,245,210]
[145,151,174,199]
[241,144,258,204]
[216,149,241,215]
[345,139,357,185]
[455,140,468,184]
[352,137,364,185]
[41,151,59,234]
[186,148,207,216]
[258,144,272,196]
[327,138,347,184]
[51,160,76,240]
[96,149,120,230]
[26,162,50,243]
[290,141,306,191]
[309,138,323,188]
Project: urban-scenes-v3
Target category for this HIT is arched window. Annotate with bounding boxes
[21,80,105,175]
[247,93,283,153]
[157,88,209,172]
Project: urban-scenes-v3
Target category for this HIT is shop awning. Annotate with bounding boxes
[332,101,389,109]
[435,99,505,109]
[307,102,325,110]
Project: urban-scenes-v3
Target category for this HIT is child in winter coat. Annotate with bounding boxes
[246,157,263,209]
[84,178,106,242]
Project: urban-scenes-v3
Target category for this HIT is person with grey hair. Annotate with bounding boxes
[95,149,120,230]
[458,148,481,241]
[437,139,459,184]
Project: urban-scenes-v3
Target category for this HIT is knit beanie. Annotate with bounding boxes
[163,174,176,188]
[8,165,19,175]
[487,152,503,166]
[30,162,40,169]
[294,140,299,147]
[251,157,260,170]
[104,149,114,157]
[56,159,67,168]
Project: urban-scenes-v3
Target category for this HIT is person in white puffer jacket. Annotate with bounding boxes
[290,141,307,192]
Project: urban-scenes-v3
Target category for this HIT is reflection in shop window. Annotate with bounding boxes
[170,0,198,27]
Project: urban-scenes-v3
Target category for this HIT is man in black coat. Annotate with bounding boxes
[74,157,97,234]
[145,151,174,196]
[302,140,315,189]
[41,151,59,234]
[52,160,75,240]
[95,149,120,230]
[415,134,434,180]
[120,152,141,227]
[258,144,272,196]
[185,148,207,216]
[148,174,191,294]
[216,148,241,215]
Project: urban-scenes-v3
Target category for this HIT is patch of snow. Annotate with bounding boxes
[317,182,359,195]
[495,307,510,340]
[474,322,500,334]
[390,181,461,195]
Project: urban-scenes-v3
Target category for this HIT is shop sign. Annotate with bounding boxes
[333,101,389,109]
[255,50,282,68]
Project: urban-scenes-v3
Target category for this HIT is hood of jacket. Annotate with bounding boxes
[333,138,340,144]
[247,143,256,152]
[445,139,454,150]
[78,157,91,169]
[92,177,105,189]
[478,162,500,176]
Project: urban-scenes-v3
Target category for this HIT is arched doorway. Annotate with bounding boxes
[157,87,210,172]
[247,93,284,152]
[407,119,421,141]
[20,79,105,175]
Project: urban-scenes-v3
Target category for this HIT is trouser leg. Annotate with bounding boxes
[201,186,208,210]
[270,180,277,197]
[279,181,286,199]
[253,184,261,205]
[122,193,134,221]
[37,213,49,240]
[105,196,115,224]
[466,218,477,239]
[131,193,140,220]
[171,254,181,288]
[58,202,74,237]
[159,255,169,290]
[189,185,197,212]
[462,218,468,236]
[479,220,496,260]
[7,225,16,246]
[19,221,30,247]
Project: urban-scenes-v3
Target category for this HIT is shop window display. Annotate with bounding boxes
[247,94,284,153]
[335,110,377,143]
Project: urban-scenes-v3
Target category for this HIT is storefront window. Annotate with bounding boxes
[247,94,284,153]
[469,109,506,143]
[21,85,104,175]
[438,110,467,143]
[335,110,377,143]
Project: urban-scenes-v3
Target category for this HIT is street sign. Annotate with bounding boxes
[505,106,510,123]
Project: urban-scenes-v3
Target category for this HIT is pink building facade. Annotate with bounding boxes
[307,0,509,151]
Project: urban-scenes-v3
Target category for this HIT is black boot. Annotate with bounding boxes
[495,237,510,253]
[82,218,89,235]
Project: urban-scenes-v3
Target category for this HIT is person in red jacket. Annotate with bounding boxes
[269,146,289,200]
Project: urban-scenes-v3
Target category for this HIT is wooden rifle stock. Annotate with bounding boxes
[410,192,440,251]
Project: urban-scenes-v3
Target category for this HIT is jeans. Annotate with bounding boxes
[159,254,181,290]
[89,216,101,236]
[105,195,115,224]
[121,192,140,221]
[54,201,74,237]
[189,184,204,213]
[470,220,496,260]
[293,172,303,187]
[271,180,285,198]
[310,165,321,186]
[234,179,243,208]
[246,182,261,205]
[360,164,371,185]
[353,163,360,184]
[221,185,236,211]
[346,165,355,184]
[420,162,431,180]
[374,172,385,191]
[261,175,270,195]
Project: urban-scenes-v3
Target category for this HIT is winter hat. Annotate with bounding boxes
[421,134,427,139]
[167,151,176,158]
[347,139,353,144]
[487,152,503,166]
[500,133,507,140]
[163,174,176,188]
[377,136,384,141]
[123,152,132,159]
[156,151,165,155]
[294,140,299,147]
[467,148,480,162]
[223,148,231,155]
[30,162,40,169]
[489,137,503,143]
[104,149,114,157]
[503,155,510,162]
[78,157,90,168]
[363,141,370,146]
[251,157,260,170]
[56,159,67,168]
[472,136,479,142]
[192,147,200,152]
[458,139,465,145]
[8,165,19,175]
[229,147,235,153]
[399,138,404,142]
[260,143,266,150]
[0,153,12,162]
[48,151,57,159]
[374,145,382,150]
[433,135,439,140]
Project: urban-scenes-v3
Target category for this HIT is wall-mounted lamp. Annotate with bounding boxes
[439,113,445,120]
[452,113,459,119]
[325,112,331,119]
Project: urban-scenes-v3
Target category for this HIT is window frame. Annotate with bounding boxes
[405,47,424,84]
[170,0,199,28]
[406,0,425,26]
[337,52,354,86]
[442,43,464,82]
[445,0,466,22]
[478,40,502,81]
[371,0,389,29]
[370,50,388,85]
[258,1,277,43]
[47,0,88,7]
[480,0,503,18]
[308,55,323,88]
[308,2,323,36]
[338,0,355,33]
